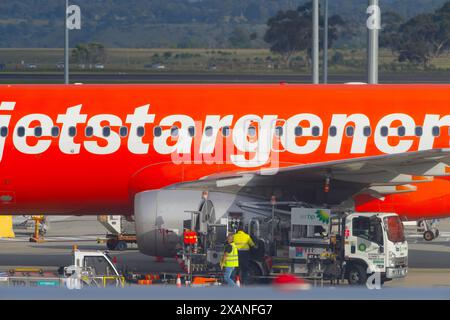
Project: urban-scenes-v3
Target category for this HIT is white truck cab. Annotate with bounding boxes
[343,213,408,284]
[0,250,123,289]
[64,250,122,287]
[69,249,120,277]
[285,209,408,285]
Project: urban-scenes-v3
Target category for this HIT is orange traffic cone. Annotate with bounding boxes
[176,274,182,288]
[236,275,241,287]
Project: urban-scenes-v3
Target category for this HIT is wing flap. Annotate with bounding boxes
[168,149,450,206]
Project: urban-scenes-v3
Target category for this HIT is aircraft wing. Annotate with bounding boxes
[169,149,450,207]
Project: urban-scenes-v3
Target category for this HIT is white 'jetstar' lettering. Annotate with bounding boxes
[326,114,371,154]
[13,114,53,154]
[200,115,233,154]
[231,114,278,167]
[283,113,323,154]
[153,115,195,154]
[84,114,122,155]
[375,113,415,154]
[0,102,16,162]
[56,105,87,154]
[419,114,450,150]
[125,105,155,154]
[1,101,449,168]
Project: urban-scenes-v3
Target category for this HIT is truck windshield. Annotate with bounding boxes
[369,217,384,246]
[85,256,116,276]
[352,216,383,246]
[384,216,405,243]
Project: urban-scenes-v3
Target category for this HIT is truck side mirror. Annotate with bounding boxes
[379,245,384,254]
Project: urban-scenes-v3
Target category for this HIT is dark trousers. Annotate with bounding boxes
[238,250,250,284]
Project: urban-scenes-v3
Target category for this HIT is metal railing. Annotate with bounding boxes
[0,275,126,288]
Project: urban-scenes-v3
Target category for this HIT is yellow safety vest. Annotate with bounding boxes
[234,231,255,251]
[223,243,239,268]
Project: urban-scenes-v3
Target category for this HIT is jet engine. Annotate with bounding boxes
[134,189,260,257]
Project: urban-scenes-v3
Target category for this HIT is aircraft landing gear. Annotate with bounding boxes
[423,230,435,241]
[419,220,440,241]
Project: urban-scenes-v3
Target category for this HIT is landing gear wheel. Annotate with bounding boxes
[106,239,118,250]
[423,230,435,241]
[347,264,368,286]
[116,241,128,251]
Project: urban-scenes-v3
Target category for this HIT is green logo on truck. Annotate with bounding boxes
[315,210,330,224]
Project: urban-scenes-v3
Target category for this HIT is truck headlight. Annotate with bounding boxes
[389,252,396,266]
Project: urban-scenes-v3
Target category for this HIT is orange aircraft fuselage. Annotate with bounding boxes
[0,84,449,220]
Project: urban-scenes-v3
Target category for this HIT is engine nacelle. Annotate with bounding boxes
[134,189,255,257]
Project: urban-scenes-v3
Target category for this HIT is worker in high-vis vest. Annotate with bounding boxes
[234,226,256,284]
[220,234,239,287]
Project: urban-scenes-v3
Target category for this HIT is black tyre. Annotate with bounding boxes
[250,240,265,259]
[423,230,435,241]
[245,261,264,285]
[347,264,368,286]
[116,241,128,251]
[106,239,117,250]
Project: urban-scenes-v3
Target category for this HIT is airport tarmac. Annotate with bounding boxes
[3,72,450,84]
[0,216,182,274]
[0,216,449,287]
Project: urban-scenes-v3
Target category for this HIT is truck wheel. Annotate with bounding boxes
[106,239,118,250]
[347,264,367,286]
[246,262,264,285]
[116,241,128,251]
[423,231,435,241]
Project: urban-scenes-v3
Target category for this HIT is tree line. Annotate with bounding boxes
[381,3,450,67]
[1,0,449,49]
[71,43,107,66]
[264,1,450,68]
